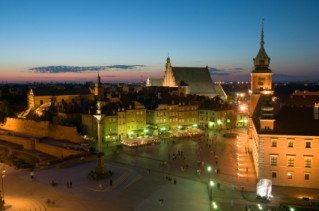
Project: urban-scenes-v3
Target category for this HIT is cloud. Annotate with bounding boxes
[232,67,244,71]
[101,75,117,78]
[208,67,224,72]
[209,67,244,76]
[29,65,146,73]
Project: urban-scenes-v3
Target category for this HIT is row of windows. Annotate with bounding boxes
[271,140,312,148]
[270,155,312,168]
[272,171,310,180]
[157,112,197,117]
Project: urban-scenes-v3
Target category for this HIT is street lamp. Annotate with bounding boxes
[1,169,5,204]
[207,166,213,200]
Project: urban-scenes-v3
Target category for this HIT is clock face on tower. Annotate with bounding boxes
[258,77,265,86]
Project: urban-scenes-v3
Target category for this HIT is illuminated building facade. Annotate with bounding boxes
[146,98,198,134]
[198,98,235,130]
[248,23,319,188]
[82,101,147,142]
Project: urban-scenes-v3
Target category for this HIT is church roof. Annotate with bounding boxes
[171,66,214,94]
[31,88,92,96]
[178,80,188,86]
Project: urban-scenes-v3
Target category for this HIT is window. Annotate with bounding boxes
[270,155,278,166]
[305,141,311,148]
[288,140,294,148]
[271,171,277,178]
[287,172,293,179]
[287,157,294,167]
[305,157,312,168]
[271,140,277,147]
[305,173,310,181]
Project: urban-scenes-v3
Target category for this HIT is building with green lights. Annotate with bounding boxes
[198,97,235,130]
[82,101,147,143]
[146,98,198,135]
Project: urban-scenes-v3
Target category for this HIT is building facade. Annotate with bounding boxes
[146,99,198,134]
[248,23,319,188]
[82,101,147,142]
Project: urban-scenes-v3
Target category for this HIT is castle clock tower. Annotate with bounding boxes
[250,20,273,116]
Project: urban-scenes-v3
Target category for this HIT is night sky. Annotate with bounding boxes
[0,0,318,82]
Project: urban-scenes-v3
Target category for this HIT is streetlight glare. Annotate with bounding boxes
[207,166,212,172]
[239,104,247,112]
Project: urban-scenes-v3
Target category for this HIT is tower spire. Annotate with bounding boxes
[260,18,265,48]
[96,71,101,86]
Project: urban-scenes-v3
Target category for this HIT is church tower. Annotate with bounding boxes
[250,20,273,116]
[162,56,176,87]
[94,71,103,97]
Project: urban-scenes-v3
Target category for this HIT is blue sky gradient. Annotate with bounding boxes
[0,0,318,82]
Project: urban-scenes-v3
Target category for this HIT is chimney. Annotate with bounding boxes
[314,103,319,120]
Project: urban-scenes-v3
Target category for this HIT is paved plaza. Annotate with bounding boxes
[1,128,319,210]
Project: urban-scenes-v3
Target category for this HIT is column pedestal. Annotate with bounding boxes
[95,152,105,176]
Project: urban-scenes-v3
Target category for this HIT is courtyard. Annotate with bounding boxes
[0,128,318,211]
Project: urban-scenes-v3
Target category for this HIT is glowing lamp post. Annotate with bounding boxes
[207,165,213,200]
[217,119,222,130]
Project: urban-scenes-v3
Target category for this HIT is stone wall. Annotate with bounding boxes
[0,134,34,150]
[0,118,84,143]
[35,142,80,158]
[0,134,81,158]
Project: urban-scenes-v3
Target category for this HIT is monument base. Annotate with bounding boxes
[88,152,108,180]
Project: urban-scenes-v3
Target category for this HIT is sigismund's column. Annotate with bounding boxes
[93,101,105,175]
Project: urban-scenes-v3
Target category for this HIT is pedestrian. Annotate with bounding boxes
[174,178,177,184]
[148,169,151,174]
[30,169,34,179]
[217,183,220,189]
[70,181,72,188]
[46,199,51,206]
[246,167,248,173]
[110,179,113,186]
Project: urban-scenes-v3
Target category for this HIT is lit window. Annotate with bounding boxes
[288,140,294,148]
[271,140,277,147]
[270,155,278,166]
[287,172,293,179]
[305,157,312,168]
[287,157,294,167]
[305,141,311,148]
[271,171,277,178]
[305,173,310,180]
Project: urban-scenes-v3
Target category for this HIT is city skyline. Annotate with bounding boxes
[1,0,319,83]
